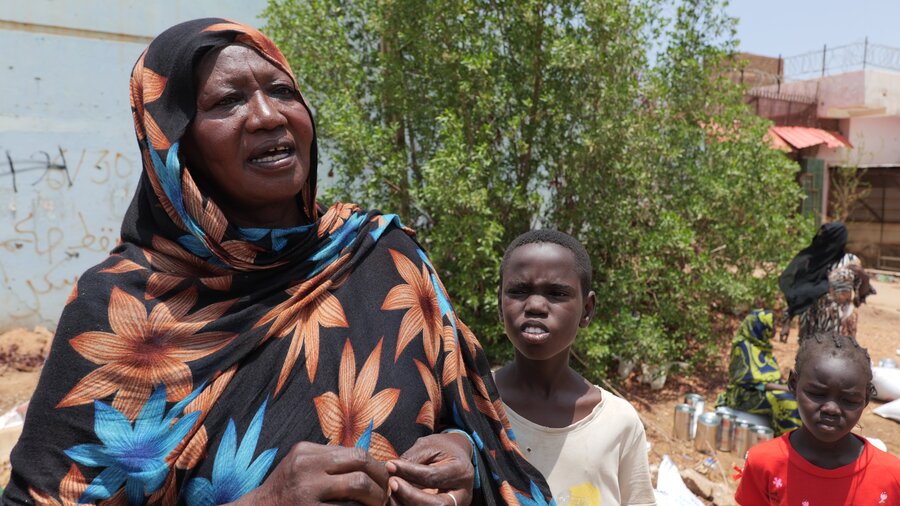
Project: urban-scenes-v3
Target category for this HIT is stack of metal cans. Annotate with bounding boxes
[674,396,776,457]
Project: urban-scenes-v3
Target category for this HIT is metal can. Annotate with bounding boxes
[694,412,721,454]
[714,406,736,417]
[685,393,704,406]
[673,403,692,440]
[684,394,705,439]
[734,420,754,458]
[751,426,775,446]
[716,412,736,452]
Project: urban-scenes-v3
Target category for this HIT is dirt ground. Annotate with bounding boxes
[0,277,897,497]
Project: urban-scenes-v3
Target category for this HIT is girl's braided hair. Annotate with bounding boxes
[794,331,875,397]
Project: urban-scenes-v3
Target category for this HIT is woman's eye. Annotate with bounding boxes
[272,85,296,97]
[215,95,240,107]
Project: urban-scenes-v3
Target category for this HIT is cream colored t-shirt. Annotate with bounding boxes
[503,387,656,506]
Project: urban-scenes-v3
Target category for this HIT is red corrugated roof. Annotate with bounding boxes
[768,126,853,150]
[764,127,792,152]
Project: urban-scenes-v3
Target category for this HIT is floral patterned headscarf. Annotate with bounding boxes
[4,18,551,506]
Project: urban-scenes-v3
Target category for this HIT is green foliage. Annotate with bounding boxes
[829,144,871,222]
[264,0,813,380]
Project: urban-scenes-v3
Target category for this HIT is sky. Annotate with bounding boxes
[725,0,900,58]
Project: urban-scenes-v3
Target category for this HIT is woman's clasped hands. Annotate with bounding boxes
[231,433,474,506]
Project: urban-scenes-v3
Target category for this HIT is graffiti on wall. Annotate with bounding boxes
[0,146,139,328]
[1,147,136,191]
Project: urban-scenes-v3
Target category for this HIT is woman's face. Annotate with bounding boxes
[182,44,313,228]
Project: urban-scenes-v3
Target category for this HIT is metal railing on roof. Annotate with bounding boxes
[782,39,900,81]
[745,88,816,104]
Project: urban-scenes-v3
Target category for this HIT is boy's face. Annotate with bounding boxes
[500,243,596,362]
[789,354,869,444]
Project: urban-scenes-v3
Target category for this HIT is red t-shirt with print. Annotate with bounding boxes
[735,433,900,505]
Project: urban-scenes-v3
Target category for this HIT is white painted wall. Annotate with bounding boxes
[817,116,900,167]
[0,1,267,331]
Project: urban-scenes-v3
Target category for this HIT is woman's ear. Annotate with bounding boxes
[787,369,798,394]
[580,290,597,328]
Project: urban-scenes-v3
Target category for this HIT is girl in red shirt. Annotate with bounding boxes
[735,331,900,505]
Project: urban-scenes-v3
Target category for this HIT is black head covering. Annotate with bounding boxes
[779,222,849,316]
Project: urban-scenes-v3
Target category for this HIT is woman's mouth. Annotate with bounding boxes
[248,146,294,165]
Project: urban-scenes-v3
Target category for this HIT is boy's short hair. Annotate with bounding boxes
[501,229,593,296]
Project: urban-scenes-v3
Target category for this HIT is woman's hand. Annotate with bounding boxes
[778,324,790,343]
[386,433,475,506]
[765,383,789,392]
[231,441,390,506]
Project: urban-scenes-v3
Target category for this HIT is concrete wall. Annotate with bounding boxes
[759,70,900,118]
[846,221,900,269]
[816,116,900,166]
[846,116,900,166]
[0,1,266,331]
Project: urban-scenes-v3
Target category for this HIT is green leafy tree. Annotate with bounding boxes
[264,0,812,378]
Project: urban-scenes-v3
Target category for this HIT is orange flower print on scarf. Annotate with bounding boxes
[413,359,441,430]
[65,280,79,306]
[255,286,349,390]
[144,236,231,295]
[203,21,292,73]
[57,286,236,420]
[381,249,442,366]
[314,338,400,461]
[29,464,89,506]
[317,203,357,238]
[440,323,470,413]
[101,235,232,300]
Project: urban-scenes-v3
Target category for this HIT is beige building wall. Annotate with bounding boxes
[0,1,267,331]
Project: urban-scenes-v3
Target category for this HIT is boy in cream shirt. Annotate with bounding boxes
[494,230,655,506]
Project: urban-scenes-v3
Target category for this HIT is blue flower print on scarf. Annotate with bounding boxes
[307,212,367,277]
[355,419,374,451]
[185,399,277,506]
[369,213,402,242]
[64,383,203,505]
[516,480,557,506]
[238,223,315,252]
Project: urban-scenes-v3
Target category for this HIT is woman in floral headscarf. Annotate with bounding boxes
[3,19,550,506]
[796,263,870,341]
[716,310,801,437]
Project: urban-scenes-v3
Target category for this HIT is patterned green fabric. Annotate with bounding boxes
[717,310,801,436]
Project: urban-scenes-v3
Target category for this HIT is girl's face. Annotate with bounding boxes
[790,354,869,444]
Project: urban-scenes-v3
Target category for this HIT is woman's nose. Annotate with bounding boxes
[245,91,286,131]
